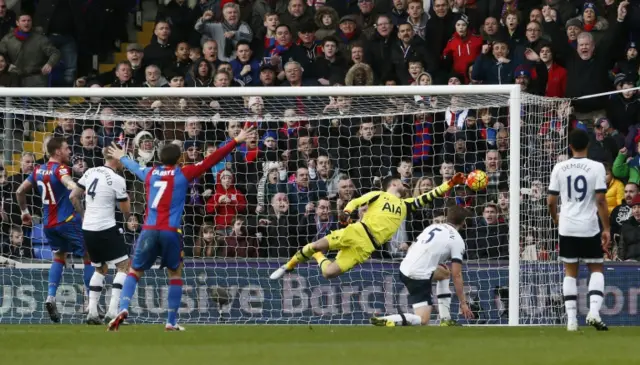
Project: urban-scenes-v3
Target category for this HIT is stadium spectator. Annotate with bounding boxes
[220,216,259,257]
[145,21,174,72]
[258,192,297,257]
[620,195,640,261]
[606,163,625,213]
[75,128,104,168]
[193,223,217,257]
[196,3,253,62]
[206,169,247,232]
[611,182,637,253]
[1,224,32,259]
[468,203,509,260]
[0,12,60,87]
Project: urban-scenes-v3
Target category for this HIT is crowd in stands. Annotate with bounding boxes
[2,0,640,263]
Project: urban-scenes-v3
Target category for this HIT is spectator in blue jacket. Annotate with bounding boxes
[231,40,261,85]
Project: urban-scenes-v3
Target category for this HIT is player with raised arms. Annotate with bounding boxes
[270,173,466,280]
[370,205,475,326]
[16,137,95,323]
[69,148,132,325]
[106,126,255,331]
[547,128,610,331]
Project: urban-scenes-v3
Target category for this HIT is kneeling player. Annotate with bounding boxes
[70,150,132,324]
[370,206,475,326]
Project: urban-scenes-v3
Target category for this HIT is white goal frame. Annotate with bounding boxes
[0,85,522,326]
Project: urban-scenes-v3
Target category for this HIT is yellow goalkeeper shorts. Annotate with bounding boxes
[325,222,376,273]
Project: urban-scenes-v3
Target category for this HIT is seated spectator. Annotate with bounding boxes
[619,195,640,261]
[467,203,509,260]
[74,128,104,168]
[168,41,193,77]
[258,192,297,257]
[287,167,325,214]
[231,40,261,85]
[314,37,348,85]
[315,6,338,40]
[122,213,141,247]
[193,223,218,257]
[611,183,638,243]
[185,58,215,87]
[1,225,32,259]
[299,196,336,243]
[606,163,624,213]
[205,170,247,234]
[0,52,18,86]
[0,13,60,87]
[220,217,259,257]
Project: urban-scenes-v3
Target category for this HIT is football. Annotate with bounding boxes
[466,170,488,191]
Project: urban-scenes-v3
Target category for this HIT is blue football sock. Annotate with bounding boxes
[167,279,183,326]
[83,263,95,297]
[119,274,139,312]
[47,259,65,298]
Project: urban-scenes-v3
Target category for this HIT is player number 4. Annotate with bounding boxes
[87,178,99,200]
[37,180,56,205]
[151,181,168,209]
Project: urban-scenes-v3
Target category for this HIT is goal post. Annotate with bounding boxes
[0,85,569,326]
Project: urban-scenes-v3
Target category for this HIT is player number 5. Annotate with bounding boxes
[423,227,442,244]
[151,181,168,209]
[37,180,56,205]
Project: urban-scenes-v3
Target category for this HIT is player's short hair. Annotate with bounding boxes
[382,175,401,190]
[102,147,114,161]
[446,205,470,225]
[159,143,182,165]
[10,224,21,235]
[47,137,66,156]
[568,129,590,152]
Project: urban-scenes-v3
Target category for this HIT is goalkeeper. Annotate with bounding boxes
[270,173,466,280]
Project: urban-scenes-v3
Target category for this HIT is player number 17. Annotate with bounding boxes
[151,181,168,209]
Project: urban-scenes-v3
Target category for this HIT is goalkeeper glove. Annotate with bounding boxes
[339,211,355,227]
[448,172,466,188]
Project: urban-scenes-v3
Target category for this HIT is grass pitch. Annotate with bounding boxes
[0,325,637,365]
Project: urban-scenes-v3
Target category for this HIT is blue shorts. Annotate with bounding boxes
[131,230,183,271]
[44,219,85,257]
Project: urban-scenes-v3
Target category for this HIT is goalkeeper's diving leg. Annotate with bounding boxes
[270,237,343,279]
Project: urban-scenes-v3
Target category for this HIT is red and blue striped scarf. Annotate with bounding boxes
[412,116,433,163]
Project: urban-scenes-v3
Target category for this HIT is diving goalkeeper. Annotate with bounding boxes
[270,173,466,280]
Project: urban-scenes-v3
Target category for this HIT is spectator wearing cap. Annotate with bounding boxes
[314,6,338,39]
[365,13,396,79]
[196,3,253,62]
[185,58,215,87]
[572,2,610,44]
[156,0,199,46]
[255,161,287,215]
[588,117,617,164]
[144,21,174,73]
[231,40,261,85]
[547,0,575,26]
[90,43,146,87]
[513,63,547,95]
[537,43,566,97]
[71,155,88,178]
[391,22,437,85]
[335,15,363,56]
[619,194,640,261]
[471,36,516,85]
[543,1,628,123]
[612,42,639,81]
[294,22,322,75]
[608,78,640,136]
[259,62,278,85]
[442,14,482,82]
[279,0,314,35]
[206,169,247,233]
[0,12,59,87]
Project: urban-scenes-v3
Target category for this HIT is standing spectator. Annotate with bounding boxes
[539,43,566,97]
[467,203,509,260]
[390,0,408,25]
[425,0,457,60]
[96,108,122,148]
[0,12,60,87]
[196,4,253,62]
[607,77,640,136]
[74,128,104,168]
[279,0,314,35]
[442,15,482,82]
[619,195,640,261]
[252,0,289,34]
[314,153,342,199]
[300,196,336,244]
[156,0,198,45]
[391,22,437,84]
[231,40,261,85]
[206,170,247,233]
[167,42,193,77]
[0,0,15,40]
[471,36,516,85]
[31,0,86,86]
[144,21,174,72]
[354,0,378,40]
[611,182,637,245]
[365,13,395,79]
[314,37,348,84]
[287,167,323,215]
[606,163,624,214]
[335,15,363,57]
[315,6,338,39]
[0,52,18,86]
[407,0,428,40]
[258,192,297,257]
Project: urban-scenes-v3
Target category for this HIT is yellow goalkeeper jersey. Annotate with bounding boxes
[343,182,451,247]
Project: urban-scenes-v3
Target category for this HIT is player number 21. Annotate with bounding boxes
[37,180,56,205]
[566,175,587,202]
[151,181,168,209]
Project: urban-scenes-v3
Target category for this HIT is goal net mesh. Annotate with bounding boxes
[0,90,568,325]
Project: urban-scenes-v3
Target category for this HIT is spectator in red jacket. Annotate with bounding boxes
[442,15,482,82]
[538,43,566,97]
[206,169,247,232]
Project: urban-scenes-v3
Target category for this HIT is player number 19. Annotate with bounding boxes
[151,181,168,209]
[566,175,587,202]
[37,180,56,205]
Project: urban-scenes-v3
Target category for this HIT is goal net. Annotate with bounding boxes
[0,86,569,325]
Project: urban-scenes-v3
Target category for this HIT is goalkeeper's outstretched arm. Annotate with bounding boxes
[343,191,382,213]
[403,173,465,212]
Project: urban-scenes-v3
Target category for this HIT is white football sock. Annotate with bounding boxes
[588,272,604,318]
[437,279,452,320]
[108,272,127,317]
[563,276,578,323]
[88,272,105,317]
[381,313,422,326]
